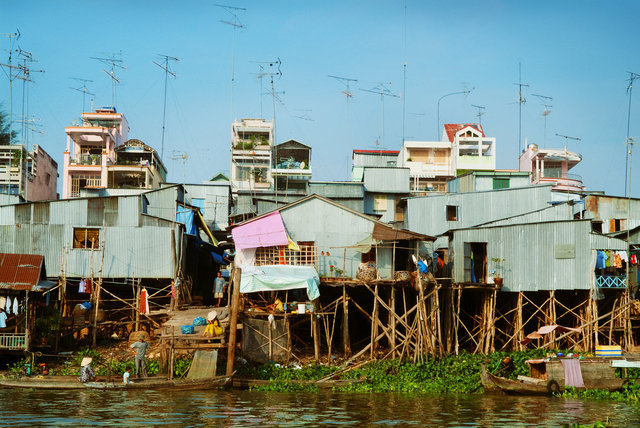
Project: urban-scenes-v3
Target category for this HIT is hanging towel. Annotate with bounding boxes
[13,297,18,315]
[620,251,629,262]
[5,297,12,315]
[140,288,149,315]
[85,279,92,294]
[0,296,5,311]
[0,311,6,328]
[561,359,585,388]
[79,279,86,293]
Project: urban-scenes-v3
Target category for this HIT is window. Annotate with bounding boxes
[73,228,101,249]
[493,178,510,189]
[255,242,316,266]
[374,195,387,212]
[446,205,458,221]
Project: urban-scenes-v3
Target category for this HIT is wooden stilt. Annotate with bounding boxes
[370,284,379,358]
[226,268,242,376]
[390,286,396,358]
[342,285,350,356]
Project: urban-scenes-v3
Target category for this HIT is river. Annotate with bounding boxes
[1,388,638,426]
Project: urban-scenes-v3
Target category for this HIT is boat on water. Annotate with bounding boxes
[0,374,233,391]
[480,358,627,395]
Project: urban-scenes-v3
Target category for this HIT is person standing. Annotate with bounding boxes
[214,271,227,307]
[130,334,150,378]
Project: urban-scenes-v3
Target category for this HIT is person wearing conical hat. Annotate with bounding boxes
[78,357,96,383]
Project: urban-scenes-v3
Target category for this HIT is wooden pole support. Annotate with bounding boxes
[226,268,242,376]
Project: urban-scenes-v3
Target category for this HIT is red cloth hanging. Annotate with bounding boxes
[139,288,149,314]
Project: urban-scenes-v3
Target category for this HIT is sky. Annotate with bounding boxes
[2,1,640,196]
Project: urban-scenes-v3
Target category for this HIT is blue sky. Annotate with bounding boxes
[2,1,640,195]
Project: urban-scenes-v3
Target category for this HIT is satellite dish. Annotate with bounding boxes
[300,161,305,169]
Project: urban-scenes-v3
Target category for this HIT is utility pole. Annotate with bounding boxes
[625,72,640,197]
[153,54,179,162]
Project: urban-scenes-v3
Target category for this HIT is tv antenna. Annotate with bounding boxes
[513,62,529,156]
[293,109,314,121]
[216,3,246,128]
[91,52,126,107]
[252,58,282,141]
[555,133,581,152]
[15,48,43,147]
[0,29,21,143]
[170,150,188,187]
[329,74,358,149]
[153,54,179,163]
[471,105,486,126]
[624,71,640,197]
[69,78,95,113]
[360,82,399,148]
[532,94,553,148]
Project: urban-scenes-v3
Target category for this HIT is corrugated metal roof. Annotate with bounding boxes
[444,123,484,142]
[0,253,45,291]
[363,167,410,193]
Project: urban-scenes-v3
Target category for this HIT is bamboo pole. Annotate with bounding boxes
[226,268,242,376]
[342,284,351,356]
[390,285,396,358]
[134,278,140,332]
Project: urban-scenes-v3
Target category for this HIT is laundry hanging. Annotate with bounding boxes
[5,297,12,315]
[140,288,149,314]
[12,297,18,315]
[0,296,5,311]
[79,279,86,293]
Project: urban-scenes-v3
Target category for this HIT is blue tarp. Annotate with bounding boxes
[240,265,320,301]
[176,207,197,235]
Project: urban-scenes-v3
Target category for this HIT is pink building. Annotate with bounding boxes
[519,144,584,191]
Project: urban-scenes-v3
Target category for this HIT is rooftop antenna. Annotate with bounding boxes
[329,74,358,150]
[69,78,95,113]
[0,28,21,144]
[532,94,553,148]
[437,88,472,140]
[16,48,43,148]
[407,112,425,139]
[91,52,126,107]
[513,62,529,156]
[361,82,400,148]
[251,64,266,117]
[252,59,282,143]
[402,0,408,145]
[293,109,314,121]
[555,133,581,153]
[471,105,486,126]
[171,150,188,187]
[216,3,246,127]
[153,54,179,163]
[624,71,640,197]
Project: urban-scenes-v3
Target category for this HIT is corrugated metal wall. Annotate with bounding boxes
[280,198,374,277]
[406,184,555,237]
[363,167,410,193]
[184,183,231,231]
[451,220,627,292]
[477,203,573,227]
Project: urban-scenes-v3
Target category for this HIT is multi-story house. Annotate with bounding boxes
[0,143,57,201]
[519,143,584,191]
[272,139,312,192]
[398,123,496,193]
[62,107,166,198]
[230,118,274,192]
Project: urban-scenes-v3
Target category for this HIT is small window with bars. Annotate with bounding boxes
[73,228,101,249]
[255,241,316,266]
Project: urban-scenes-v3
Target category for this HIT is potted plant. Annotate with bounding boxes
[491,257,506,286]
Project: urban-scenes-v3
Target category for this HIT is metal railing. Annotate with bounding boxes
[0,333,26,349]
[70,154,103,165]
[596,275,627,289]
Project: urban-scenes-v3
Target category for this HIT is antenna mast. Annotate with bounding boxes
[625,71,640,197]
[216,3,246,127]
[329,74,358,148]
[361,82,400,148]
[513,62,529,157]
[91,52,126,107]
[532,94,553,148]
[171,150,188,187]
[0,29,21,144]
[153,54,179,162]
[471,105,486,126]
[16,48,43,149]
[69,78,95,113]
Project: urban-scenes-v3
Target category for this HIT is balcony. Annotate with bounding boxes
[69,154,104,166]
[457,154,495,171]
[406,161,452,178]
[596,274,627,289]
[534,172,584,191]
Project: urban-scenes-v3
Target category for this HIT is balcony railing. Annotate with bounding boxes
[0,333,26,349]
[70,154,102,166]
[596,274,627,289]
[535,172,584,191]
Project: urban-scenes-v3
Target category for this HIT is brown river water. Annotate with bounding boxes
[1,388,639,427]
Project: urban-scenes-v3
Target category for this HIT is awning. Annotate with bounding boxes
[372,223,435,241]
[520,324,581,345]
[232,212,289,250]
[0,253,50,291]
[240,265,320,301]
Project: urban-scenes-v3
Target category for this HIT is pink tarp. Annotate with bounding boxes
[520,324,582,345]
[232,212,289,250]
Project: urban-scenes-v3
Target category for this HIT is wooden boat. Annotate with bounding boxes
[481,359,627,395]
[0,374,233,391]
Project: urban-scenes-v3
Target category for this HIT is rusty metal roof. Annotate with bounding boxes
[0,253,46,291]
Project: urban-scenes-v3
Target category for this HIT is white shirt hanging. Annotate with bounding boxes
[12,297,18,315]
[5,297,12,315]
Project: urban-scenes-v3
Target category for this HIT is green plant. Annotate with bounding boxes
[491,257,506,278]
